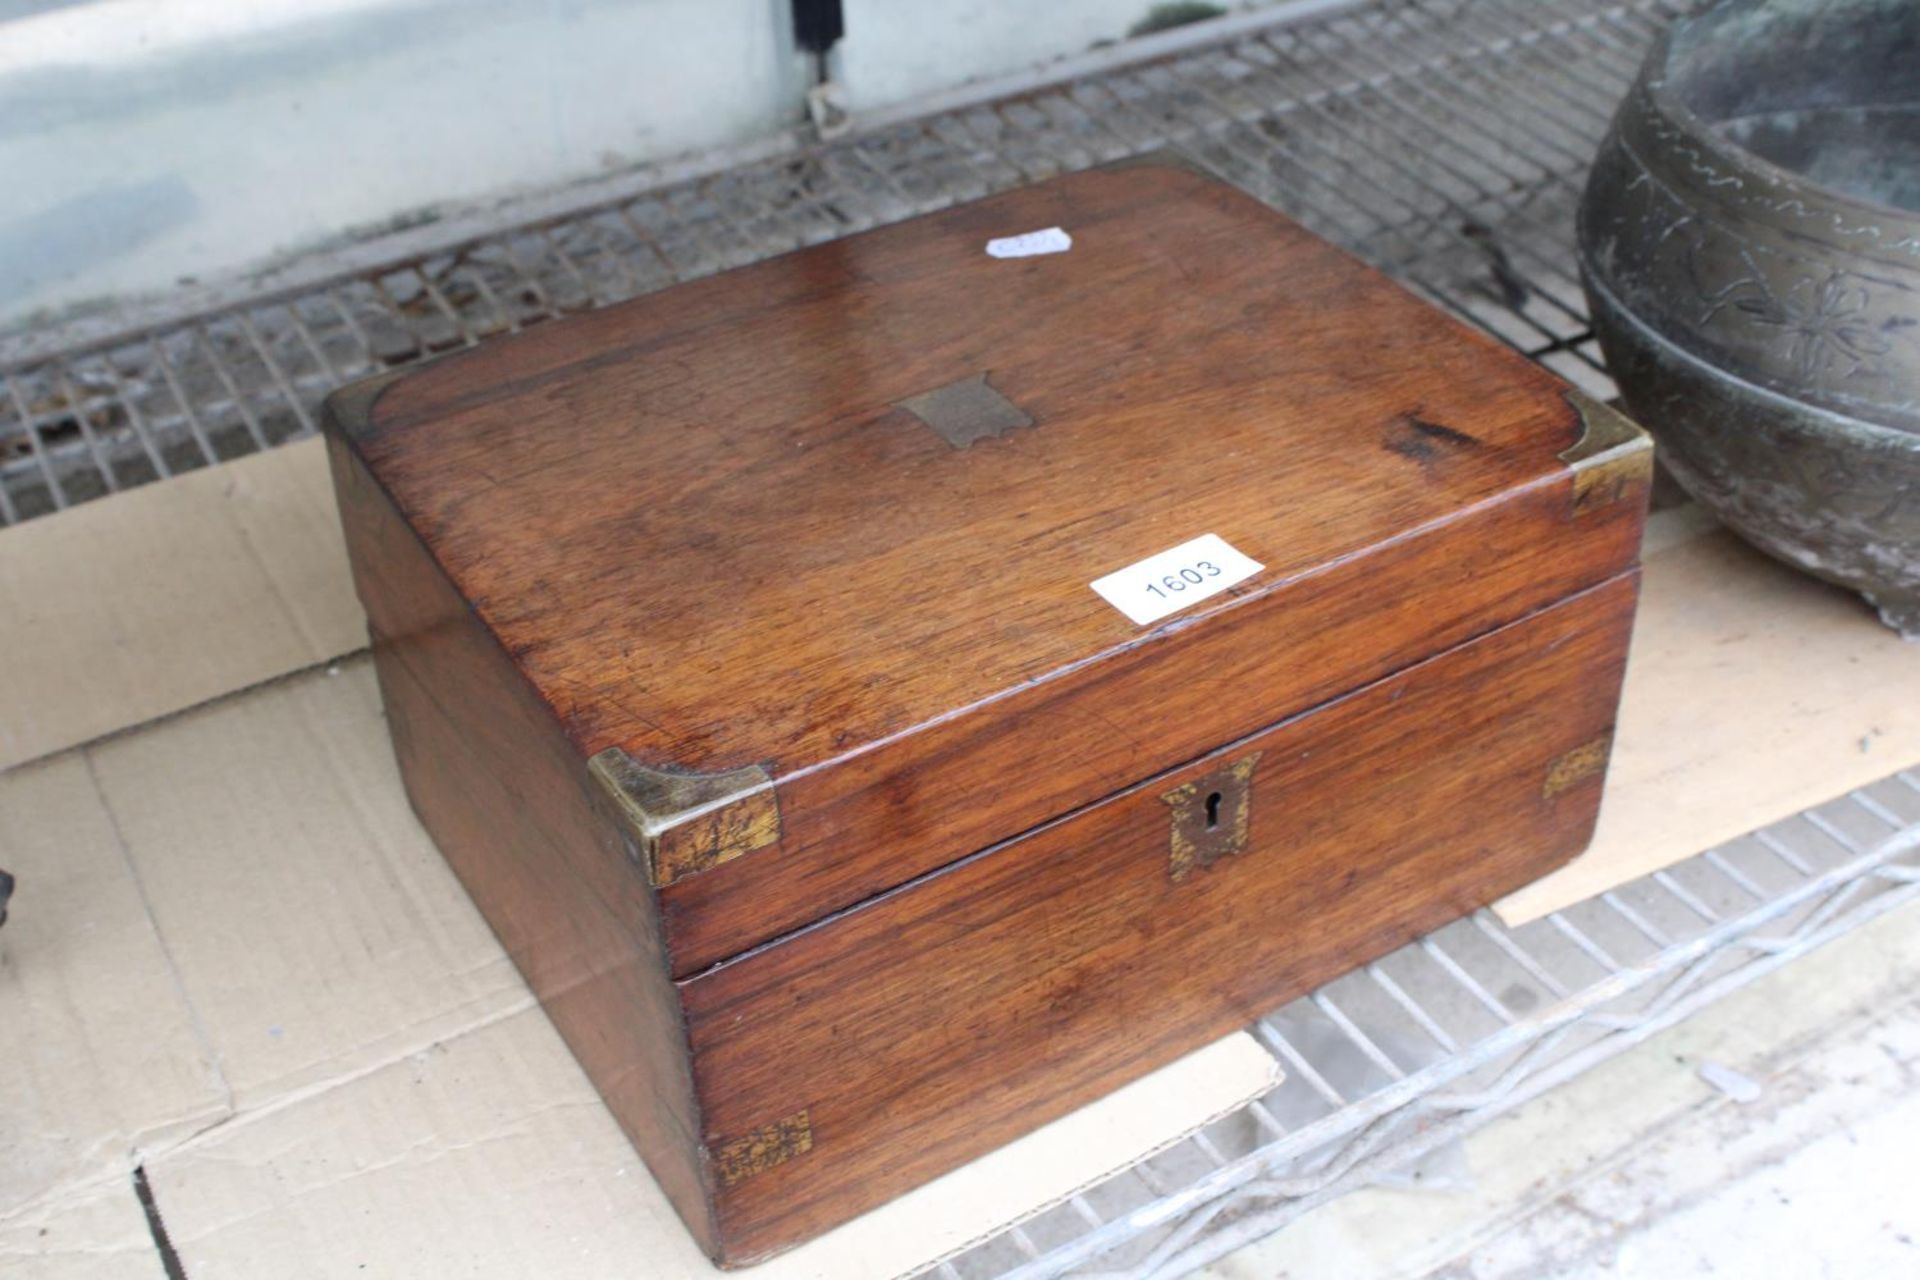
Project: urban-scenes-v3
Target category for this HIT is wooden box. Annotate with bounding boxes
[323,161,1651,1266]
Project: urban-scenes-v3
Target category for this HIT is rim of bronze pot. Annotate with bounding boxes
[1644,2,1920,242]
[1582,0,1920,435]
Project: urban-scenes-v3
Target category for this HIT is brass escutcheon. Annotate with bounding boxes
[1163,752,1263,883]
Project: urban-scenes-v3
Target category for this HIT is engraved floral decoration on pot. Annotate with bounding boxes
[1576,0,1920,636]
[1704,268,1896,386]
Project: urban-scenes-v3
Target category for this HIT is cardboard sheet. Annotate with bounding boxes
[1496,506,1920,923]
[148,1001,1270,1280]
[0,753,227,1218]
[0,1178,165,1280]
[1,658,1278,1279]
[81,664,531,1109]
[0,436,361,771]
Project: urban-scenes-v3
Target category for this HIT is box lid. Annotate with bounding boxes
[329,161,1650,976]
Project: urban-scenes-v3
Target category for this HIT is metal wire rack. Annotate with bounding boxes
[0,0,1649,519]
[9,1,1920,1277]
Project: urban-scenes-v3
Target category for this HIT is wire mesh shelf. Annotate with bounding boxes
[0,0,1654,522]
[9,1,1918,1277]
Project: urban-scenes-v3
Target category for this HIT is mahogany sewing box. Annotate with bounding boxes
[323,160,1652,1265]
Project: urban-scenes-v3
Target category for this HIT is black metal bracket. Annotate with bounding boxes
[791,0,844,58]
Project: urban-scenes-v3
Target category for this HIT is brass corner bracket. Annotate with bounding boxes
[1559,390,1654,517]
[1543,734,1614,800]
[710,1110,814,1189]
[588,748,782,888]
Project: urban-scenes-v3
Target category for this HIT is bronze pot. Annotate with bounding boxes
[1577,0,1920,636]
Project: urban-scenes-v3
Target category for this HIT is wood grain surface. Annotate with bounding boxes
[328,432,720,1255]
[326,162,1649,1264]
[341,403,1634,1259]
[339,162,1645,973]
[682,573,1637,1258]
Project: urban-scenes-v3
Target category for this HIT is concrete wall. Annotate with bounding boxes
[0,0,803,324]
[0,0,1242,329]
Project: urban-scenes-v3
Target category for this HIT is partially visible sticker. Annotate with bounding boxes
[986,226,1072,259]
[1090,534,1264,626]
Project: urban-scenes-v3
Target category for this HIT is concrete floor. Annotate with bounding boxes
[1203,894,1920,1279]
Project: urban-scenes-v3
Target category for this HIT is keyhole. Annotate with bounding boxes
[1204,791,1223,830]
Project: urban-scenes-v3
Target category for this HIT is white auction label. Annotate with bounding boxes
[986,226,1072,259]
[1090,534,1264,626]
